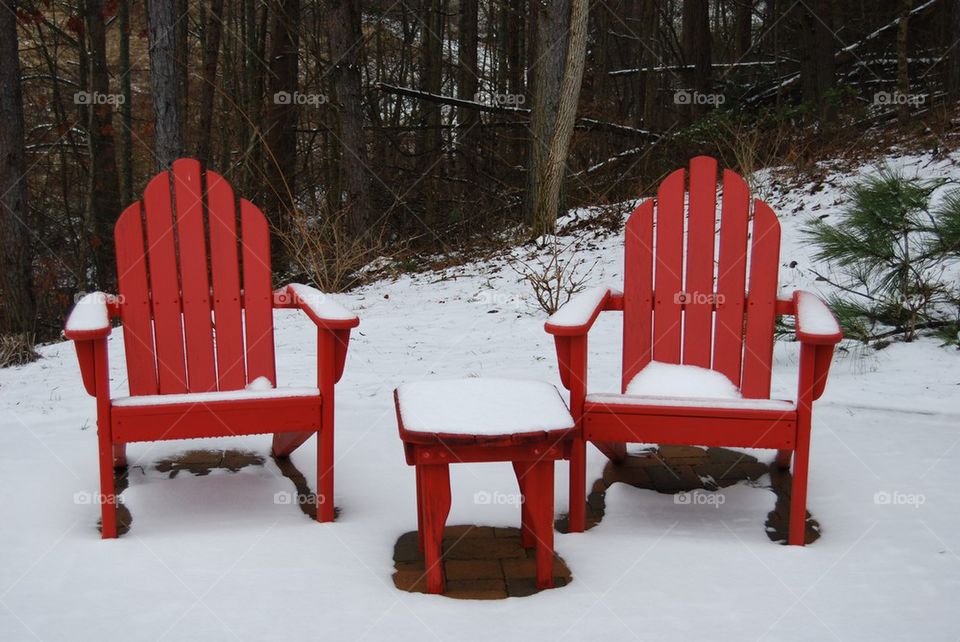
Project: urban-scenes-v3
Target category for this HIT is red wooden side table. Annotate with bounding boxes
[394,378,576,594]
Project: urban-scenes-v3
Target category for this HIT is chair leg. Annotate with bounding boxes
[567,437,586,533]
[317,426,335,522]
[775,449,793,469]
[512,461,534,549]
[788,428,812,546]
[530,460,556,589]
[99,435,117,539]
[419,464,451,594]
[415,466,424,552]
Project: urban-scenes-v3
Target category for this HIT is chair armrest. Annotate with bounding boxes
[64,292,116,340]
[793,290,842,345]
[544,286,621,336]
[273,283,360,330]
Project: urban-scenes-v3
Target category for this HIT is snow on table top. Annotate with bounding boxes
[795,290,841,336]
[113,379,319,407]
[65,292,111,332]
[287,283,358,321]
[625,361,742,399]
[396,378,574,435]
[546,286,618,327]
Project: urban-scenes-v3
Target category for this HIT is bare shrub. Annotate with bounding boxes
[510,237,598,314]
[0,333,39,368]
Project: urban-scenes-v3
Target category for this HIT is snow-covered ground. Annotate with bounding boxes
[1,153,958,640]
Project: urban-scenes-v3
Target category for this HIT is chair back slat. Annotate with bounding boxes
[682,156,718,368]
[741,199,781,398]
[142,171,188,393]
[712,169,751,387]
[651,168,685,363]
[621,199,654,391]
[114,202,158,395]
[172,159,217,392]
[207,171,247,390]
[239,199,277,385]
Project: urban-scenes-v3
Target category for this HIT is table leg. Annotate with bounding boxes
[418,463,451,593]
[512,461,534,549]
[415,466,424,552]
[530,460,555,589]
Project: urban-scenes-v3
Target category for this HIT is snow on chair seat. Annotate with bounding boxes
[395,378,574,436]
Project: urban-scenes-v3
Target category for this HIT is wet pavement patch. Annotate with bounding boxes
[555,446,820,545]
[392,525,573,599]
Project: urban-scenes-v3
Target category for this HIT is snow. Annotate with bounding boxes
[113,386,319,407]
[2,151,959,639]
[287,283,358,321]
[64,292,111,333]
[546,286,618,328]
[796,291,841,336]
[396,378,574,435]
[625,360,742,399]
[587,393,795,412]
[245,375,274,391]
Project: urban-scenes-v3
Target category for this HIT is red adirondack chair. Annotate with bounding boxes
[545,156,842,545]
[64,158,359,538]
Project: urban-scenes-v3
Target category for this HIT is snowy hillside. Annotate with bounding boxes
[1,153,958,640]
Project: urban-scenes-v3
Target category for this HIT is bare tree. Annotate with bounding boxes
[530,0,588,237]
[196,0,225,166]
[897,0,914,123]
[0,0,36,337]
[148,0,184,169]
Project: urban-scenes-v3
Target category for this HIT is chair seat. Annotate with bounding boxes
[111,386,322,443]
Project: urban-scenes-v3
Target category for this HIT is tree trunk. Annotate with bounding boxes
[682,0,711,119]
[85,0,121,288]
[177,0,189,142]
[0,0,36,336]
[949,0,960,98]
[798,0,836,123]
[264,0,300,270]
[148,0,183,170]
[896,0,914,123]
[527,0,571,229]
[118,0,133,205]
[196,0,224,165]
[457,0,480,154]
[733,0,753,60]
[530,0,588,237]
[327,0,376,237]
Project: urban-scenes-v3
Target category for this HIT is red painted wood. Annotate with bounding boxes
[142,171,188,393]
[682,156,718,368]
[741,199,781,398]
[95,339,117,538]
[206,171,247,390]
[114,202,159,395]
[653,169,685,363]
[419,463,452,594]
[316,329,336,522]
[789,343,817,545]
[172,159,217,392]
[712,170,751,387]
[513,461,535,548]
[112,395,322,442]
[529,460,555,589]
[583,410,796,450]
[622,199,654,389]
[239,199,276,385]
